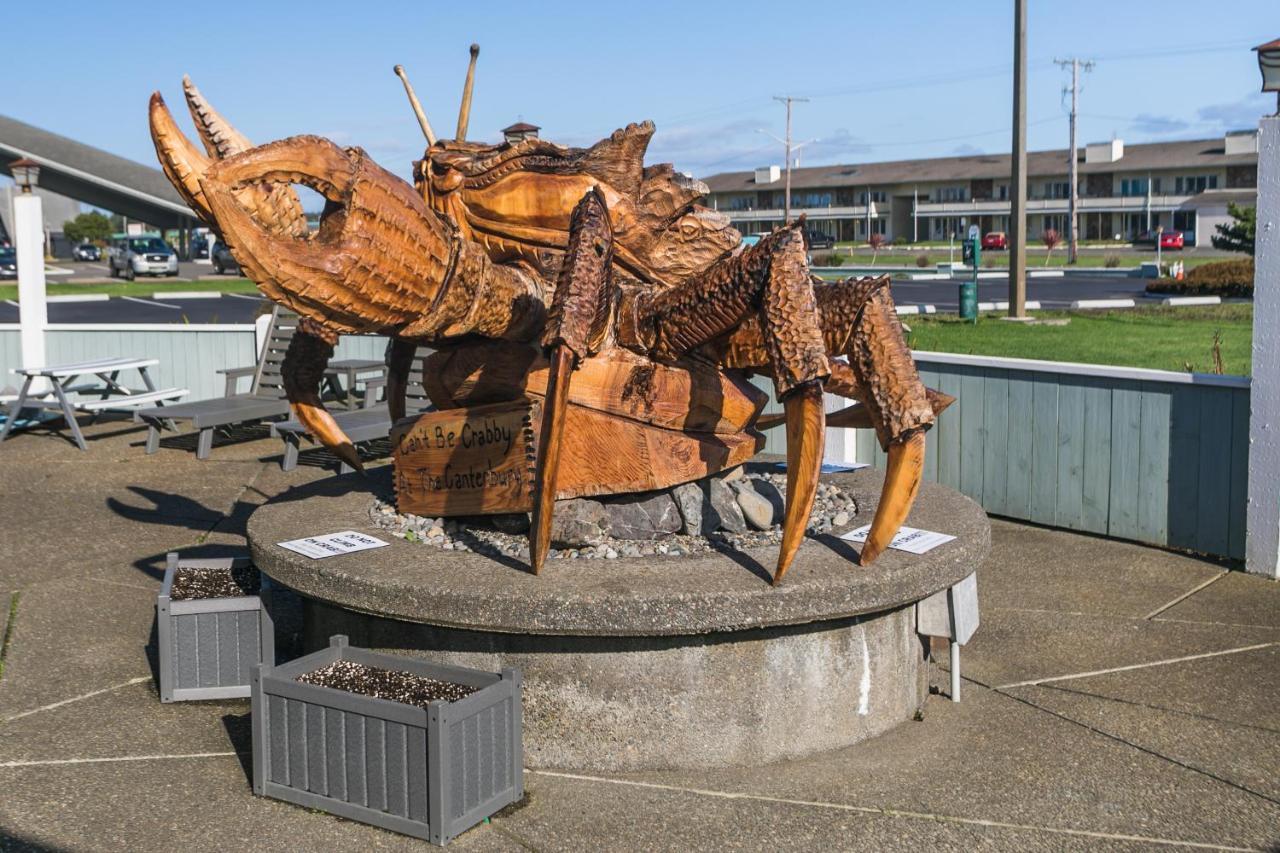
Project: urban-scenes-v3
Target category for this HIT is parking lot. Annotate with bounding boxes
[6,265,1160,325]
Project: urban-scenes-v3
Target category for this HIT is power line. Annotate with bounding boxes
[1054,57,1095,264]
[772,95,809,223]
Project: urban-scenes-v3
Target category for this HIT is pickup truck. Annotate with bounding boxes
[107,236,179,280]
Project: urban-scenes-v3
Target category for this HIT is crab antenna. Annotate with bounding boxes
[455,43,480,142]
[393,64,437,146]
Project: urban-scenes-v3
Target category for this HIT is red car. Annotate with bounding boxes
[981,231,1007,250]
[1136,230,1184,250]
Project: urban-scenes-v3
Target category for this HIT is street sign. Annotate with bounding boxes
[968,224,980,240]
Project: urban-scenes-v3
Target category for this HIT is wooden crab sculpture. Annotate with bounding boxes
[147,48,951,583]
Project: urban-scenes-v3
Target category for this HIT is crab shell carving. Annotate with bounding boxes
[148,56,952,583]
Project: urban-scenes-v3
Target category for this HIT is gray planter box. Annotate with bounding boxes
[157,552,275,702]
[251,635,523,845]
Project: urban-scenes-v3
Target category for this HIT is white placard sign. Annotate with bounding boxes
[841,524,956,555]
[278,530,390,559]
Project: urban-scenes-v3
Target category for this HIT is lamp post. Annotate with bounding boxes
[1246,39,1280,578]
[8,158,48,387]
[1255,39,1280,115]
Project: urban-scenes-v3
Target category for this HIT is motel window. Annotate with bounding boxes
[1120,178,1149,197]
[1175,175,1218,194]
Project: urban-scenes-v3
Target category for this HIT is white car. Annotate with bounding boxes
[107,237,179,280]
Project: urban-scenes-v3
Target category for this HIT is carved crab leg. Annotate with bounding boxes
[707,274,938,568]
[282,319,365,473]
[644,223,829,584]
[385,338,418,422]
[841,282,936,565]
[530,187,615,574]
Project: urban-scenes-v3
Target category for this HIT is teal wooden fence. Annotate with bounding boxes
[0,324,390,401]
[761,353,1250,560]
[2,325,1250,559]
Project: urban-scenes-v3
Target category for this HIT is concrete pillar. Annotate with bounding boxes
[14,193,48,389]
[1246,115,1280,578]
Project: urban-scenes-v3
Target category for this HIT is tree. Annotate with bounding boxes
[62,211,113,245]
[1041,228,1060,266]
[1211,203,1255,256]
[867,232,885,266]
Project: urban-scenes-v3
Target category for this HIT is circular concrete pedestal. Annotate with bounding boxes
[248,464,989,772]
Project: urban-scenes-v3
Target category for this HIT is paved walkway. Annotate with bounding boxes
[0,420,1277,851]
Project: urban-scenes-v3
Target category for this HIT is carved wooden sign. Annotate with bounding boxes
[392,400,538,517]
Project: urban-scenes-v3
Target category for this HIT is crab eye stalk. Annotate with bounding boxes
[456,43,480,142]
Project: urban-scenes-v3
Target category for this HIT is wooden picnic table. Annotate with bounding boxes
[0,357,187,450]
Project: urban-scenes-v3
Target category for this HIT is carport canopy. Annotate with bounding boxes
[0,113,200,231]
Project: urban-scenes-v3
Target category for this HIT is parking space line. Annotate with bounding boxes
[224,292,264,301]
[156,291,221,299]
[122,295,181,310]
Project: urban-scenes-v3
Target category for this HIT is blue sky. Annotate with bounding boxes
[2,0,1273,193]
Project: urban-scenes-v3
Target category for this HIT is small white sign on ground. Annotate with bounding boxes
[278,530,390,559]
[841,524,955,555]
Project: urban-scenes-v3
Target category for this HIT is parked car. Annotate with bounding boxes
[107,236,179,280]
[0,247,16,280]
[72,243,102,262]
[981,231,1007,250]
[805,230,835,250]
[1135,230,1184,250]
[190,235,210,259]
[211,240,241,275]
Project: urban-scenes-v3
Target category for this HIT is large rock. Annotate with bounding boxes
[607,492,682,540]
[551,498,610,546]
[708,476,747,534]
[671,481,705,536]
[750,478,786,520]
[731,480,774,530]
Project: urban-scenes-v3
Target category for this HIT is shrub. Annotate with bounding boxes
[1103,253,1121,268]
[915,253,931,268]
[1145,259,1254,297]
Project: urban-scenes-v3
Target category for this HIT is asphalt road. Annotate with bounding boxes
[3,264,1161,325]
[890,273,1152,311]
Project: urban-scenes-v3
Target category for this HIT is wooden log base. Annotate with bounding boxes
[424,342,768,436]
[392,397,763,518]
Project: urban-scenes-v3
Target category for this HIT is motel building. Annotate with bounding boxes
[700,131,1259,246]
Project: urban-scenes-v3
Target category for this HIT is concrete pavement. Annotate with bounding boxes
[0,418,1276,851]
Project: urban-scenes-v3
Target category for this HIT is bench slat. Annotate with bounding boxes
[76,388,188,412]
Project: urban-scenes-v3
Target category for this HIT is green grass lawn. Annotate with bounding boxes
[904,304,1252,376]
[0,278,260,301]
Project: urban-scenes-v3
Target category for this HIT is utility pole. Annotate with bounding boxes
[1008,0,1028,318]
[1055,56,1094,264]
[773,95,809,224]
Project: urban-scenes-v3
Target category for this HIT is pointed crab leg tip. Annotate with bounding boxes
[773,381,826,586]
[528,346,576,575]
[858,429,926,567]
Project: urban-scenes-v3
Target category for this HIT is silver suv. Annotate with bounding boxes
[108,236,179,280]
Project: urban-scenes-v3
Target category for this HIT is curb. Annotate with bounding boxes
[1070,298,1136,309]
[45,294,110,303]
[152,291,221,299]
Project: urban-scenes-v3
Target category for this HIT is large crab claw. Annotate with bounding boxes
[148,81,307,238]
[193,135,461,470]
